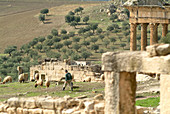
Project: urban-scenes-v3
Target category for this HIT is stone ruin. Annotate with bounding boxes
[30,59,103,82]
[0,44,169,114]
[102,44,170,114]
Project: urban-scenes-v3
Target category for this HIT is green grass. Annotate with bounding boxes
[136,97,160,108]
[0,82,104,101]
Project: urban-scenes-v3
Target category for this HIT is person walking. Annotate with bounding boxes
[62,70,73,91]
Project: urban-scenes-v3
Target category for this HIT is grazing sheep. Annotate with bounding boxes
[35,80,43,88]
[18,73,28,83]
[3,76,12,84]
[45,80,50,88]
[35,73,39,81]
[101,74,105,81]
[83,77,91,82]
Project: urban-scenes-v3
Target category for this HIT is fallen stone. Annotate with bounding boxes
[7,97,19,107]
[24,98,37,109]
[16,108,23,114]
[84,101,95,112]
[23,108,29,114]
[94,102,105,112]
[28,108,43,114]
[94,94,104,100]
[41,99,55,109]
[62,109,74,114]
[146,45,158,57]
[76,95,87,99]
[7,107,16,114]
[55,98,66,109]
[64,96,72,101]
[67,100,79,108]
[43,109,56,114]
[156,44,170,56]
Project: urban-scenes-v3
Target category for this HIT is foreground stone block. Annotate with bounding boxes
[94,94,104,100]
[7,97,19,108]
[28,108,43,114]
[84,101,95,112]
[24,99,37,109]
[55,99,66,109]
[41,99,55,110]
[43,109,56,114]
[156,44,170,56]
[23,109,29,114]
[16,108,23,114]
[94,102,104,112]
[7,107,16,114]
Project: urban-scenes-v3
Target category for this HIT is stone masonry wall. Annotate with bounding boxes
[0,94,104,114]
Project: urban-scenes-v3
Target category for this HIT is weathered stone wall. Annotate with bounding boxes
[0,94,104,114]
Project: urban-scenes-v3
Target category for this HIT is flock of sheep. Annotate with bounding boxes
[0,73,50,88]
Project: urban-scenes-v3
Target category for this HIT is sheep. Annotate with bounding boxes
[3,76,12,84]
[100,74,105,81]
[35,80,43,88]
[45,80,50,88]
[83,77,91,82]
[18,73,28,83]
[35,73,39,81]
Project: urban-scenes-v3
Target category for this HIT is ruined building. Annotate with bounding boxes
[30,58,102,82]
[124,0,170,51]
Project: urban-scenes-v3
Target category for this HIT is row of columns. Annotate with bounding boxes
[130,23,169,51]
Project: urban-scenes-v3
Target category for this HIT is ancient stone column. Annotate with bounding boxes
[162,24,168,37]
[141,23,148,51]
[130,23,137,51]
[104,71,136,114]
[160,74,170,114]
[150,23,159,45]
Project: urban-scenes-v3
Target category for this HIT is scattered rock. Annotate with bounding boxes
[94,94,104,100]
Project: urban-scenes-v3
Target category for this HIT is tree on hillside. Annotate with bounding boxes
[90,37,98,44]
[62,35,69,40]
[99,49,105,55]
[51,29,58,36]
[89,23,98,33]
[103,40,110,48]
[123,31,130,38]
[120,43,126,49]
[109,37,116,44]
[53,37,61,42]
[46,51,61,59]
[96,28,103,34]
[4,46,17,56]
[81,51,91,61]
[44,39,54,48]
[68,11,75,15]
[83,16,89,24]
[61,48,67,53]
[73,37,80,43]
[38,37,46,43]
[82,41,90,48]
[42,46,50,52]
[54,43,63,51]
[118,36,123,41]
[72,44,81,52]
[107,25,114,31]
[39,14,45,24]
[71,53,81,61]
[74,8,80,15]
[75,16,81,24]
[70,21,77,29]
[65,15,75,23]
[68,32,75,37]
[61,29,67,34]
[47,35,53,39]
[40,9,49,16]
[64,40,72,48]
[110,14,118,22]
[29,40,38,47]
[160,33,170,44]
[35,44,42,52]
[98,35,105,41]
[78,7,84,13]
[91,44,99,53]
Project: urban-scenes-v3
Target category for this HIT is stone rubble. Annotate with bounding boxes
[0,94,105,114]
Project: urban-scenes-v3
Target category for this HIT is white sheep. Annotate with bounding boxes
[35,80,43,88]
[35,73,39,81]
[45,80,50,88]
[3,76,12,84]
[83,77,91,82]
[18,73,28,83]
